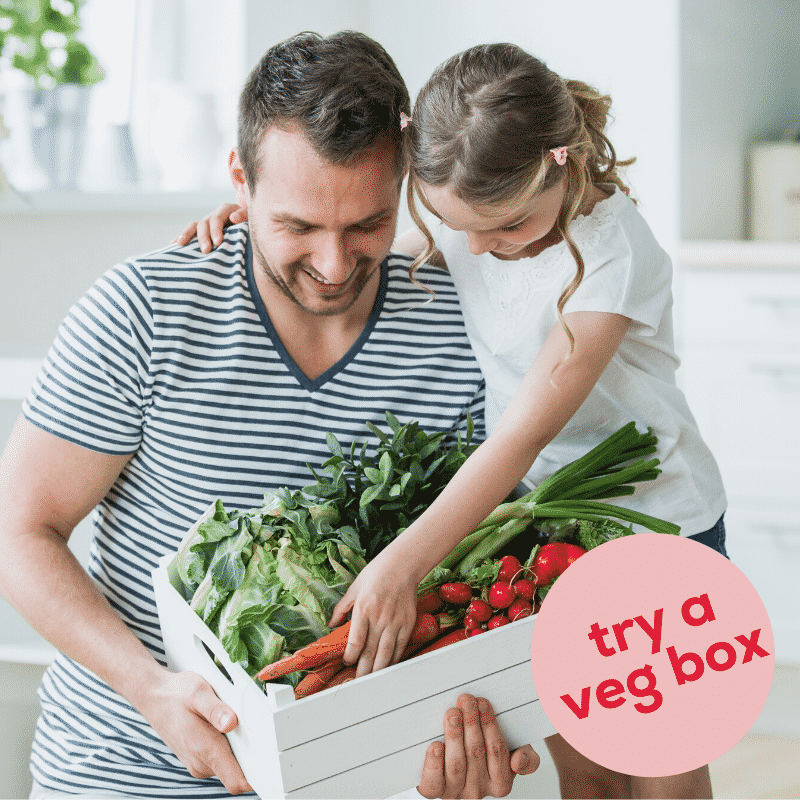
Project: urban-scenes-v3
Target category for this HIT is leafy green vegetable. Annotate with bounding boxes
[575,518,635,550]
[215,545,286,676]
[172,489,368,678]
[538,576,559,603]
[304,412,479,560]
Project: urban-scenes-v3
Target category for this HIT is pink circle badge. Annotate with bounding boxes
[530,533,774,777]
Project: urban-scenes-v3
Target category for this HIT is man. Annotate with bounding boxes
[0,31,536,798]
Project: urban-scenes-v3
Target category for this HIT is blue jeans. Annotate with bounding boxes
[687,514,728,559]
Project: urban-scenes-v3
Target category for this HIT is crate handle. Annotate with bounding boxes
[195,636,235,686]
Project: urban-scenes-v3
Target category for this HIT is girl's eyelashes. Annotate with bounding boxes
[499,220,524,233]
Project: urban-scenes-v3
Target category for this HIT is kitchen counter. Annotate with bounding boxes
[679,240,800,271]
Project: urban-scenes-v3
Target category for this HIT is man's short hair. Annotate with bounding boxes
[238,30,411,191]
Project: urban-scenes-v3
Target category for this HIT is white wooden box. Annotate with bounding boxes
[152,553,555,799]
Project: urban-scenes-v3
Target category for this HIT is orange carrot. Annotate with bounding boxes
[400,612,462,661]
[325,664,357,688]
[256,621,351,682]
[293,657,346,699]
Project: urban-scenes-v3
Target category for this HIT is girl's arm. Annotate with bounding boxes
[330,310,631,675]
[171,203,248,252]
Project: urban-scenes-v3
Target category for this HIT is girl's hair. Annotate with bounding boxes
[406,43,634,362]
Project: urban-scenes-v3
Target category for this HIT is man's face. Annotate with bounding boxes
[231,125,401,318]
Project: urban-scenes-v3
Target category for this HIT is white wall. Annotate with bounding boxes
[244,0,370,72]
[368,0,681,257]
[680,0,800,240]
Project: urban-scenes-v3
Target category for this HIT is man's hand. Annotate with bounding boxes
[418,695,539,799]
[135,669,253,795]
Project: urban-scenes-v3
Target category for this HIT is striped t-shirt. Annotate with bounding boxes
[22,224,485,798]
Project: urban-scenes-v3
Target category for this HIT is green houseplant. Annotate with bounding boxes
[0,0,105,190]
[0,0,104,89]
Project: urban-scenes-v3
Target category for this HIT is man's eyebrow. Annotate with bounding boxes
[272,209,394,228]
[272,213,314,227]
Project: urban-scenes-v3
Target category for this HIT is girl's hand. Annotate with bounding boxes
[328,556,418,677]
[170,203,248,253]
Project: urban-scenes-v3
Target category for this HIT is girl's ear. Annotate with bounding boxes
[228,149,250,209]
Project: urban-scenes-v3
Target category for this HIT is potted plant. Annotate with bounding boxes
[0,0,105,189]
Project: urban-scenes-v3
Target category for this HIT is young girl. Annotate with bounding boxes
[178,42,725,798]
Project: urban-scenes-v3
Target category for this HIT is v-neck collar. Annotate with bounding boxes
[245,236,388,393]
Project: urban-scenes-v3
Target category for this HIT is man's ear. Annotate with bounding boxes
[229,148,250,209]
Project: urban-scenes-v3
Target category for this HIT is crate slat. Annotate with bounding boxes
[276,662,540,790]
[286,701,556,799]
[271,616,536,749]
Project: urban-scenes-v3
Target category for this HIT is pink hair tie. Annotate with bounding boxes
[400,112,412,131]
[550,146,568,165]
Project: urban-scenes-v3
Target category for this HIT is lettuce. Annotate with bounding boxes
[178,492,365,681]
[215,545,287,676]
[275,537,354,623]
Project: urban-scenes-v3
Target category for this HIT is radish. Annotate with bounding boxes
[497,555,523,583]
[530,543,587,585]
[469,629,485,637]
[508,598,532,621]
[466,597,493,623]
[463,614,482,632]
[410,613,440,644]
[438,582,473,605]
[512,578,536,601]
[416,590,444,615]
[487,615,509,630]
[488,581,515,609]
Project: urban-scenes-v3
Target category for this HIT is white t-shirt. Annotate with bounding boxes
[424,186,726,536]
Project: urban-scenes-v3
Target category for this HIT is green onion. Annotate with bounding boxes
[445,422,680,578]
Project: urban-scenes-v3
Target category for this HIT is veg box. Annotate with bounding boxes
[152,532,556,799]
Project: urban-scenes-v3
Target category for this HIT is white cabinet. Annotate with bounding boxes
[679,253,800,664]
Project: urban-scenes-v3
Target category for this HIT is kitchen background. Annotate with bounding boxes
[0,0,798,797]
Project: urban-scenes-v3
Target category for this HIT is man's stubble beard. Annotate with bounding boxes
[250,229,383,318]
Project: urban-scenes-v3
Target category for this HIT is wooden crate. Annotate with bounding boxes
[152,552,555,798]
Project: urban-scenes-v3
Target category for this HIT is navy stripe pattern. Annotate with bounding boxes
[22,224,485,796]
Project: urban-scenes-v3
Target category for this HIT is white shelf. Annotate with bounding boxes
[679,240,800,271]
[0,644,57,666]
[0,188,235,215]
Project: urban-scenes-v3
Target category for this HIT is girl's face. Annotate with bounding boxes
[419,179,567,260]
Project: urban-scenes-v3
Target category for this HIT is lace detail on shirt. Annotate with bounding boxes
[479,191,620,353]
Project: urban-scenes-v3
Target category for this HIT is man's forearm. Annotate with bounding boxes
[0,523,163,706]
